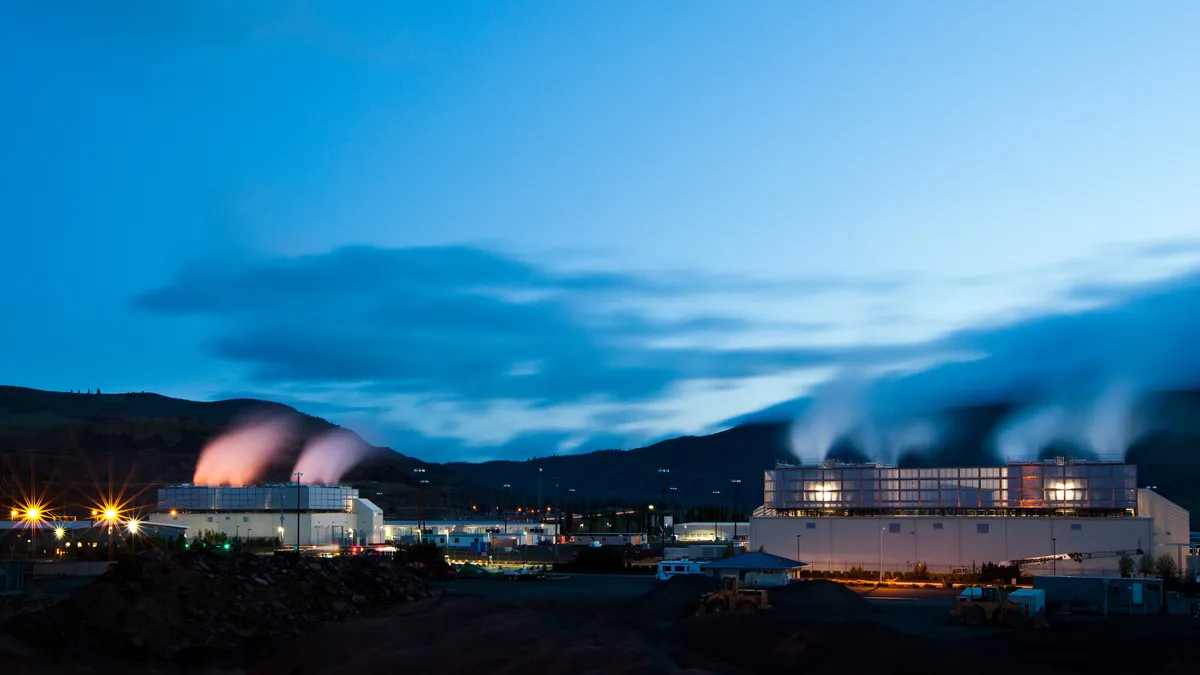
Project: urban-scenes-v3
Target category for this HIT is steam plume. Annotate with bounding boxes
[992,382,1144,461]
[193,415,297,486]
[292,429,371,485]
[787,381,868,463]
[788,375,944,463]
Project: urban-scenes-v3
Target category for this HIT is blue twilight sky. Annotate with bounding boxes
[3,2,1200,462]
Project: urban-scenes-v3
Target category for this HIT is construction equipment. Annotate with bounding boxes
[697,575,771,614]
[951,586,1046,629]
[1000,548,1142,573]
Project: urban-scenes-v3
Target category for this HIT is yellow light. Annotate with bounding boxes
[169,509,178,517]
[127,520,140,534]
[104,508,118,521]
[26,507,41,520]
[9,509,16,519]
[54,527,66,539]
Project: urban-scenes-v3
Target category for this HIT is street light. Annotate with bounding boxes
[567,488,577,533]
[730,479,742,543]
[796,534,803,578]
[879,527,887,585]
[712,490,721,541]
[502,484,511,534]
[657,468,669,557]
[413,468,427,537]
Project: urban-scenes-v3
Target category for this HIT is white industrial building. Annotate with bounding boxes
[153,484,384,547]
[751,458,1190,577]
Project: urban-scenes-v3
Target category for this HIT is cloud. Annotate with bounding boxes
[134,245,913,409]
[136,241,1200,462]
[739,269,1200,445]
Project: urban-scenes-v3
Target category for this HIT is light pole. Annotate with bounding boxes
[669,487,678,542]
[711,490,721,541]
[413,468,426,539]
[879,526,887,585]
[1052,537,1057,576]
[419,479,430,539]
[553,476,560,564]
[502,484,511,534]
[293,472,303,551]
[730,479,742,543]
[658,469,669,556]
[567,488,576,534]
[796,534,802,574]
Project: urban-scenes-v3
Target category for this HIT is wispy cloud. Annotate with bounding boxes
[136,241,1200,461]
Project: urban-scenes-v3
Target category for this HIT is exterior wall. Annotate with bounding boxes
[154,511,359,547]
[351,498,384,544]
[1138,489,1191,574]
[751,515,1155,576]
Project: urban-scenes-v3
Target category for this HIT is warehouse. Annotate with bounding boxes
[153,483,384,547]
[750,458,1190,577]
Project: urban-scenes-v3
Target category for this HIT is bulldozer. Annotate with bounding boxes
[697,575,772,614]
[951,585,1046,629]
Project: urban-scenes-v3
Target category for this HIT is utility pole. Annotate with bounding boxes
[537,468,543,520]
[294,472,304,551]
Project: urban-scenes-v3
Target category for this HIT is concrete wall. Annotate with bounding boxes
[751,515,1155,576]
[1138,489,1191,575]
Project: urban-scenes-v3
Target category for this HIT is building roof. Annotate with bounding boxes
[701,551,807,570]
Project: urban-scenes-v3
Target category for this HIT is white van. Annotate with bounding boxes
[655,559,705,581]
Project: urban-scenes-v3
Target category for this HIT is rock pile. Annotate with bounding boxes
[9,549,437,666]
[768,579,872,617]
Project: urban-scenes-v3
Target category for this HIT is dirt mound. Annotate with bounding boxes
[7,549,437,667]
[625,575,714,624]
[670,614,944,675]
[253,596,687,675]
[767,579,872,617]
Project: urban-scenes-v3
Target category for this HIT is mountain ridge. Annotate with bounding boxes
[2,386,1198,527]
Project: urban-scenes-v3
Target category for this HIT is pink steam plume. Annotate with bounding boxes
[292,429,371,485]
[193,415,298,486]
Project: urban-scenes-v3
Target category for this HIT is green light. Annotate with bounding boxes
[223,542,230,550]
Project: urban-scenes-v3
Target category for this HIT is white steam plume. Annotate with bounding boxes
[194,415,297,486]
[992,382,1143,461]
[292,429,371,485]
[788,383,868,463]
